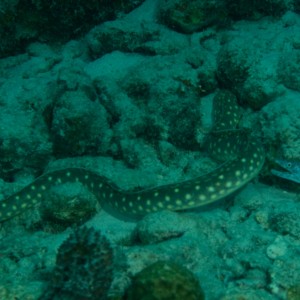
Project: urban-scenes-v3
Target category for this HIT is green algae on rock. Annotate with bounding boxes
[44,226,114,300]
[125,261,205,300]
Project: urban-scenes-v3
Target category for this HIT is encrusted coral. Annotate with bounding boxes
[0,0,144,57]
[226,0,290,20]
[44,226,114,300]
[159,0,227,33]
[125,261,205,300]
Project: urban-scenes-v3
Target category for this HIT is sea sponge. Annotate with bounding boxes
[125,261,205,300]
[159,0,227,33]
[44,226,114,300]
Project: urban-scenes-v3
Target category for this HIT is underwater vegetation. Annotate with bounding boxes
[40,226,205,300]
[43,226,114,300]
[124,261,205,300]
[226,0,291,19]
[0,0,144,57]
[158,0,293,34]
[287,283,300,300]
[158,0,228,33]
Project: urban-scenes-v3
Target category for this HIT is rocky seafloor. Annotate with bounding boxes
[0,0,300,299]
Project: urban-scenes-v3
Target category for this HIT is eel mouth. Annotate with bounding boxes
[271,159,300,184]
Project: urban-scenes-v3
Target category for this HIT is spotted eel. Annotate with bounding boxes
[0,91,265,222]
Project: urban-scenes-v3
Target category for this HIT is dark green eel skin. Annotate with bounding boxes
[0,91,265,222]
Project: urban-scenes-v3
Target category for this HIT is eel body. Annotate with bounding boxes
[0,91,265,222]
